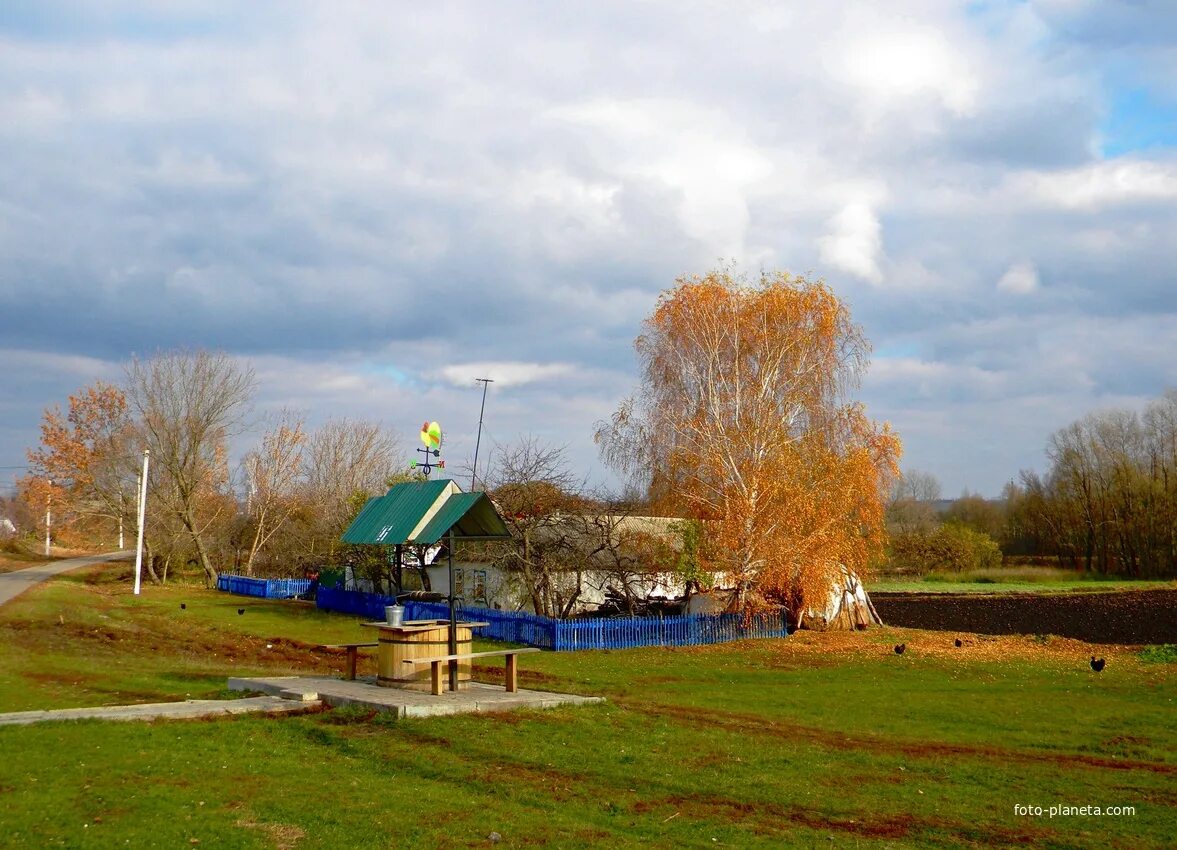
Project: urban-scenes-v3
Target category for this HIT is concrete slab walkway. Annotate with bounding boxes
[230,675,605,718]
[0,696,320,727]
[0,679,602,727]
[0,550,132,607]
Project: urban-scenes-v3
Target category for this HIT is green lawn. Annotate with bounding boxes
[1,564,1174,848]
[872,566,1176,594]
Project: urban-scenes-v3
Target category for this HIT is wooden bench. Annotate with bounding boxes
[319,642,378,680]
[403,648,541,695]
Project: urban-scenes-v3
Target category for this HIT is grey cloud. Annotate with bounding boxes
[1031,0,1177,48]
[2,1,1176,498]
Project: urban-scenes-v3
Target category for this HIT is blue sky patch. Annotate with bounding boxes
[1101,87,1177,157]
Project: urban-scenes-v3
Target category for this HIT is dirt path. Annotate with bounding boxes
[872,588,1177,645]
[0,695,317,726]
[0,551,131,607]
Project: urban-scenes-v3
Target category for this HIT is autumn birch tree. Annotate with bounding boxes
[596,268,900,620]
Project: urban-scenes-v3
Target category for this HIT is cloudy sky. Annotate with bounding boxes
[2,0,1176,499]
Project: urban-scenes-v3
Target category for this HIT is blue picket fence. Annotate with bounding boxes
[314,586,788,651]
[216,575,312,599]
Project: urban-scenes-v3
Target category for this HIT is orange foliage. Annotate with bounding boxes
[24,382,133,544]
[598,269,901,613]
[27,382,128,490]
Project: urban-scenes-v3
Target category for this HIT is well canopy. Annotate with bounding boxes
[341,480,510,546]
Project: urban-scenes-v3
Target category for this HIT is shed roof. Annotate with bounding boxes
[413,492,509,544]
[340,480,510,545]
[340,479,451,545]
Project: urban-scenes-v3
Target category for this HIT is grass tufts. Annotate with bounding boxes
[1138,644,1177,663]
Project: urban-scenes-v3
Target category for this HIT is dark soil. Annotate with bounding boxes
[872,589,1177,645]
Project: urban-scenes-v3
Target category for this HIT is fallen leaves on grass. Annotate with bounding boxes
[235,817,306,850]
[749,627,1139,666]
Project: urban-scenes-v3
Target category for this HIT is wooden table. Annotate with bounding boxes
[360,620,488,690]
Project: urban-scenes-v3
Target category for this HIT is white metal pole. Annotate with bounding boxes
[133,449,150,595]
[118,492,124,550]
[44,481,52,556]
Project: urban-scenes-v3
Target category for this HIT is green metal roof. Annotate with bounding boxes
[340,480,511,546]
[340,479,451,545]
[412,492,510,545]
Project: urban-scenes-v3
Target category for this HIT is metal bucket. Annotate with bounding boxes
[385,605,405,627]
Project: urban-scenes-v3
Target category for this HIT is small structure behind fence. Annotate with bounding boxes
[314,586,787,651]
[216,575,311,599]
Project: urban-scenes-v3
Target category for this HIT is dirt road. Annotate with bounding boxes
[0,551,131,607]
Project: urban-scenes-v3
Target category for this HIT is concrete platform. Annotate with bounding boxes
[229,675,605,718]
[0,696,319,727]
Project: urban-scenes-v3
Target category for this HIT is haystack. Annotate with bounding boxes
[795,567,882,631]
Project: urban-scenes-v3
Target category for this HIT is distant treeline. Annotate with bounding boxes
[887,389,1177,579]
[1005,389,1177,578]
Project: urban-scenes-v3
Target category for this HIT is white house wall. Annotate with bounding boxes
[425,562,688,614]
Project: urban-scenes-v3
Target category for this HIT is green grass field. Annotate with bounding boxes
[872,565,1176,594]
[1,563,1174,848]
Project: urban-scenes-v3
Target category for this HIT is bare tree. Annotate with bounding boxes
[301,418,402,557]
[886,469,942,535]
[483,437,588,617]
[126,350,256,585]
[241,411,307,575]
[576,510,690,615]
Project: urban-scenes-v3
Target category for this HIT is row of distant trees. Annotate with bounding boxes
[19,350,403,583]
[1009,390,1177,578]
[887,389,1177,579]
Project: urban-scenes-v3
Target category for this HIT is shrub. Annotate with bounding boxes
[888,524,1003,575]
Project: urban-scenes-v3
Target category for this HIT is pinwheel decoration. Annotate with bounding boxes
[411,421,445,475]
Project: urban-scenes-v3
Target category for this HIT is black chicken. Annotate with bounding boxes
[1090,656,1105,672]
[894,643,905,655]
[180,603,186,610]
[237,608,245,615]
[954,638,962,648]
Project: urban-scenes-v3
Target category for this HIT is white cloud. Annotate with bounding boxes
[818,203,884,284]
[1007,160,1177,210]
[997,261,1040,295]
[834,19,981,116]
[436,362,573,388]
[868,356,1004,400]
[552,97,773,259]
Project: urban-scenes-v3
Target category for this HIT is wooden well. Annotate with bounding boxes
[364,620,474,690]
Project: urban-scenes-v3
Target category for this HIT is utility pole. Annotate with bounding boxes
[470,378,494,491]
[133,449,150,596]
[44,479,52,556]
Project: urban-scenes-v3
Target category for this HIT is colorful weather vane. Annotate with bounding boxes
[411,420,445,476]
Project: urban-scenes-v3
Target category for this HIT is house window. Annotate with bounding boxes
[454,568,465,599]
[472,570,487,604]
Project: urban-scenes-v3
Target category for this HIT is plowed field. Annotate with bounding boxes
[872,589,1177,645]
